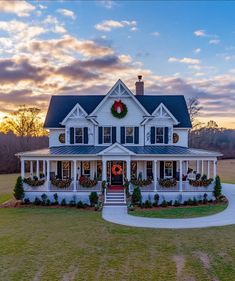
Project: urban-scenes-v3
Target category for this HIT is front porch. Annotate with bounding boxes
[21,158,217,193]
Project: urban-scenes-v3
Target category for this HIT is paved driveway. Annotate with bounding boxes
[102,183,235,229]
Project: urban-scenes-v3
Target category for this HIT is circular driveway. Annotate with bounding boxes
[102,184,235,229]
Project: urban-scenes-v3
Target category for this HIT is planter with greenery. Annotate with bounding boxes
[79,176,98,188]
[130,178,152,187]
[51,178,72,188]
[189,177,213,187]
[158,178,177,188]
[23,177,45,187]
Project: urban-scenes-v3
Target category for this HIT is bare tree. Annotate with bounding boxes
[187,97,203,129]
[0,105,47,137]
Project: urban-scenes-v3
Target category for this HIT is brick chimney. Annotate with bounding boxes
[135,75,144,95]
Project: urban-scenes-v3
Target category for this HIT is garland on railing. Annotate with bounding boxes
[23,177,45,187]
[158,178,177,188]
[130,178,152,187]
[189,178,213,187]
[51,178,72,188]
[79,176,98,188]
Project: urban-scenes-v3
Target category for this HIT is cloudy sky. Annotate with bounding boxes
[0,1,235,128]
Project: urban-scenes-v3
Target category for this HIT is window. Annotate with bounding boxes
[164,161,173,178]
[146,161,153,179]
[103,127,111,144]
[62,161,70,179]
[126,127,134,144]
[156,127,164,143]
[82,161,90,177]
[75,128,83,144]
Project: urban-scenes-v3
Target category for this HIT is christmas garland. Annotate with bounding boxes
[24,177,45,187]
[111,100,128,119]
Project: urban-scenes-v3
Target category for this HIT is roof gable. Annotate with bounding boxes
[98,143,135,155]
[61,103,88,125]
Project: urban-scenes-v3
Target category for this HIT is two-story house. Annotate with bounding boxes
[17,77,221,204]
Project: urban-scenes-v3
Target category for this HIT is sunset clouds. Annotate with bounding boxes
[0,1,235,128]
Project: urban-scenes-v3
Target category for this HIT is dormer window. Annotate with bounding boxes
[103,127,112,144]
[75,128,83,144]
[156,127,164,143]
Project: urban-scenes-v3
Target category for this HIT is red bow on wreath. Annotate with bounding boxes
[114,100,124,112]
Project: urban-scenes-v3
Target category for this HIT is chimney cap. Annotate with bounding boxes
[138,75,142,81]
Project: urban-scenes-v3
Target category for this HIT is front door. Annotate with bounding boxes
[111,161,123,185]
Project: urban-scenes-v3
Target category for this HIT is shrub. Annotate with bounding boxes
[14,176,25,200]
[33,197,41,205]
[161,200,168,207]
[61,198,67,206]
[128,204,135,211]
[153,193,160,207]
[46,199,51,206]
[76,200,84,208]
[167,200,173,206]
[41,193,48,205]
[53,193,58,205]
[213,176,222,199]
[174,200,180,207]
[144,200,152,208]
[131,187,142,205]
[203,193,208,204]
[187,198,193,206]
[69,200,76,207]
[23,198,31,205]
[89,192,98,206]
[193,197,198,206]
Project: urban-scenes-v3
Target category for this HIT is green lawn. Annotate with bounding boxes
[130,204,228,219]
[0,173,19,204]
[0,208,235,280]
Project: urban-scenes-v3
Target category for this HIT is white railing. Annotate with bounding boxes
[104,187,107,204]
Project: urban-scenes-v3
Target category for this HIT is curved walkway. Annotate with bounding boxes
[102,183,235,229]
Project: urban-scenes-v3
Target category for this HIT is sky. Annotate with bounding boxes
[0,0,235,128]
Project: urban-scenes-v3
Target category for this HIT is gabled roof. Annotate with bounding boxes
[44,89,191,128]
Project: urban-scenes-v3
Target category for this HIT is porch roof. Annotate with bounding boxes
[16,145,222,158]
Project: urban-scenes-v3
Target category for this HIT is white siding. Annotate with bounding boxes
[49,129,65,147]
[173,129,189,147]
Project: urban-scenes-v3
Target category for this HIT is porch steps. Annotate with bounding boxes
[104,189,126,206]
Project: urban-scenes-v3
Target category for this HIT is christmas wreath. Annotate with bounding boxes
[111,100,128,119]
[112,164,123,176]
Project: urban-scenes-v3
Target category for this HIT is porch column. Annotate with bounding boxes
[46,160,50,191]
[186,161,189,174]
[126,160,131,181]
[30,161,33,178]
[43,160,46,177]
[153,160,157,191]
[207,161,210,178]
[102,160,107,181]
[179,160,183,192]
[36,160,39,178]
[196,160,199,173]
[73,160,77,192]
[201,160,204,175]
[21,159,25,179]
[213,160,217,180]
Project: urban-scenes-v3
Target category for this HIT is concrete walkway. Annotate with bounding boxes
[102,183,235,229]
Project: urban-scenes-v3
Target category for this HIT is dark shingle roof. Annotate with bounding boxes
[44,94,191,128]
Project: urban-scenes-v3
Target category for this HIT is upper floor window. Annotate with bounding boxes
[126,127,134,144]
[156,127,164,143]
[103,127,112,144]
[75,128,83,144]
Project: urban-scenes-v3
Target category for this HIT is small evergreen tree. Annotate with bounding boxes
[131,187,142,205]
[89,192,98,206]
[14,176,24,200]
[213,176,222,199]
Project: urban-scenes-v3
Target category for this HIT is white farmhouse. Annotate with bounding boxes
[17,77,221,204]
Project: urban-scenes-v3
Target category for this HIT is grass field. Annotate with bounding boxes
[1,208,235,280]
[130,204,228,219]
[0,163,234,280]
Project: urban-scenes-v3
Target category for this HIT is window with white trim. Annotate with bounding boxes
[82,161,90,177]
[103,127,112,144]
[156,127,164,143]
[75,128,83,144]
[126,127,134,144]
[164,161,173,178]
[62,161,70,179]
